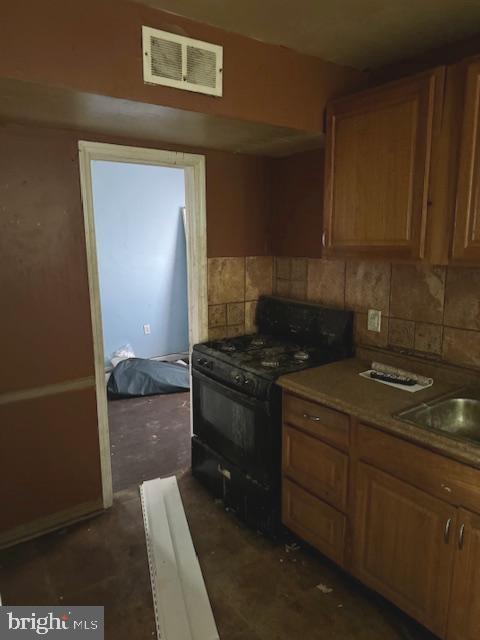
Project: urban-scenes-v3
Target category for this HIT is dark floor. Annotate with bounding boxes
[0,473,436,640]
[108,391,191,491]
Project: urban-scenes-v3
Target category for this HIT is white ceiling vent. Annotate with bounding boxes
[142,26,223,97]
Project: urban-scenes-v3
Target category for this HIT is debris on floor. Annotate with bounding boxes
[107,358,189,399]
[316,583,334,594]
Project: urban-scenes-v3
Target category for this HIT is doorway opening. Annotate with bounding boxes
[78,142,208,507]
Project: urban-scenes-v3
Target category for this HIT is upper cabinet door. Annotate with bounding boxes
[452,59,480,263]
[448,509,480,640]
[324,68,445,260]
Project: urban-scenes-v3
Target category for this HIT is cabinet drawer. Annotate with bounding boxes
[284,393,350,450]
[282,477,346,566]
[283,425,348,511]
[358,423,480,514]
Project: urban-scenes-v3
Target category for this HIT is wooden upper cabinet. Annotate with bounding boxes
[452,59,480,262]
[448,509,480,640]
[353,463,456,638]
[324,68,445,260]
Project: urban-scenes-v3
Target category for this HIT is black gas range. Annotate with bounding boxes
[191,295,353,536]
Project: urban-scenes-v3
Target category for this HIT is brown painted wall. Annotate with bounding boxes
[0,121,272,534]
[0,0,364,132]
[0,388,102,533]
[269,149,325,258]
[0,125,95,394]
[207,153,271,257]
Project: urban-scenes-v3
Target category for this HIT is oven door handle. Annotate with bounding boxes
[192,368,268,411]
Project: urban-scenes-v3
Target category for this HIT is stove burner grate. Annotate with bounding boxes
[250,336,267,348]
[293,351,310,361]
[219,342,236,352]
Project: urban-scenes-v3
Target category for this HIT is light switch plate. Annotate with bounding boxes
[367,309,382,333]
[143,324,151,335]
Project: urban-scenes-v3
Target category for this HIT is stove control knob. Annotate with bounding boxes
[198,358,208,366]
[234,374,242,384]
[243,378,252,386]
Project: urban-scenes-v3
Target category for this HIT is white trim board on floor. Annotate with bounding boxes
[140,477,219,640]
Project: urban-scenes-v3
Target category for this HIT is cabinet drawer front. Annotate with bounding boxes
[282,478,346,566]
[358,423,480,513]
[283,425,348,511]
[284,393,349,450]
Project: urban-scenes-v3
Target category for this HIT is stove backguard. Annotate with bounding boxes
[256,295,354,352]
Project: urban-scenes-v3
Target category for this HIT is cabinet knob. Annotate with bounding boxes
[303,413,321,422]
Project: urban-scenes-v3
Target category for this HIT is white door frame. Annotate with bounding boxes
[78,141,208,509]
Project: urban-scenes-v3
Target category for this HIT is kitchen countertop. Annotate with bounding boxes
[278,356,480,469]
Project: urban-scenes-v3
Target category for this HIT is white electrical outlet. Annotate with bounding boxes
[367,309,382,333]
[143,324,151,335]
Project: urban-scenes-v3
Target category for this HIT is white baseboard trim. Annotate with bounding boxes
[140,477,219,640]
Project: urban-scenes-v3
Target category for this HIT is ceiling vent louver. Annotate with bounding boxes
[142,26,223,97]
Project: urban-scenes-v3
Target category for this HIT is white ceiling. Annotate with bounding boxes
[135,0,480,69]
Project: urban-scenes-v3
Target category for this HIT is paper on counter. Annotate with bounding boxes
[359,370,433,393]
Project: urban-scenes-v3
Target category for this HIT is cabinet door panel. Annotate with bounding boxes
[354,463,456,638]
[282,477,346,566]
[452,59,480,262]
[448,509,480,640]
[282,425,348,510]
[324,68,444,259]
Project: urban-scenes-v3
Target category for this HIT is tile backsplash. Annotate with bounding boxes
[207,256,273,339]
[273,257,480,371]
[208,255,480,371]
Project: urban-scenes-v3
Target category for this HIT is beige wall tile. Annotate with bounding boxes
[227,325,245,337]
[275,257,291,280]
[415,323,443,355]
[275,278,291,297]
[355,312,389,348]
[245,301,258,333]
[388,318,415,350]
[208,304,227,328]
[443,327,480,369]
[307,259,345,308]
[291,257,308,281]
[208,257,245,305]
[227,302,245,326]
[345,261,391,314]
[390,264,446,324]
[444,267,480,330]
[209,326,227,340]
[290,280,307,300]
[245,256,273,300]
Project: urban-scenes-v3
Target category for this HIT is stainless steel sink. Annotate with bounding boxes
[396,388,480,444]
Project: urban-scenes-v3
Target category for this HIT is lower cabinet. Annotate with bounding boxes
[282,477,346,566]
[281,392,480,640]
[353,463,456,638]
[448,509,480,640]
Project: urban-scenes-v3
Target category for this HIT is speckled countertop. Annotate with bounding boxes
[278,356,480,469]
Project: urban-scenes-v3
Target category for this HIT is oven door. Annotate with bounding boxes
[192,369,280,486]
